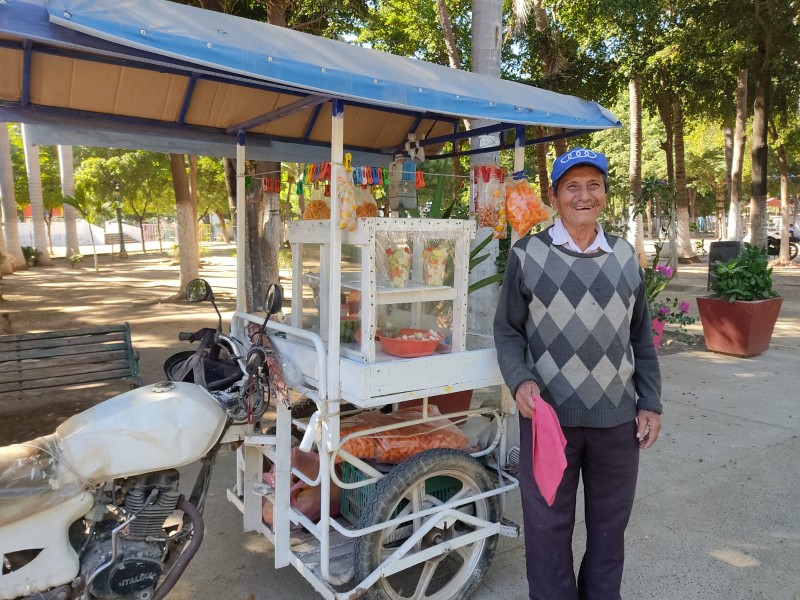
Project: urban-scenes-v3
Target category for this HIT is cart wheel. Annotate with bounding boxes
[354,449,499,600]
[790,243,798,260]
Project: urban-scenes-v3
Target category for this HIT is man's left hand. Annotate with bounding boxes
[636,409,661,450]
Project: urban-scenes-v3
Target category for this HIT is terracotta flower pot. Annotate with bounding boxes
[651,318,666,351]
[696,296,783,358]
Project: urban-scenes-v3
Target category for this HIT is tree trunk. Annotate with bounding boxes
[436,0,462,69]
[20,125,51,266]
[0,124,24,270]
[776,145,791,264]
[169,153,199,299]
[223,157,237,242]
[672,99,696,262]
[468,0,503,349]
[749,57,770,249]
[627,77,646,266]
[727,68,748,241]
[245,162,281,311]
[216,211,231,243]
[58,145,81,258]
[535,137,550,204]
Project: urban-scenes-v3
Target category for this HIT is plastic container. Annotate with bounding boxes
[340,461,458,526]
[377,328,440,358]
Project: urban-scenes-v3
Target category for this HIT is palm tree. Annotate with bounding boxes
[0,123,24,270]
[62,182,113,273]
[20,124,52,266]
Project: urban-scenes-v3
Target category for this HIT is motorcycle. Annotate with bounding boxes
[0,279,282,600]
[767,233,799,260]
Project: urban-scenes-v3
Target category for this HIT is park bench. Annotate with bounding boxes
[0,324,142,396]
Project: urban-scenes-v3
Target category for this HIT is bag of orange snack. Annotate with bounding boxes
[505,176,553,237]
[339,406,470,464]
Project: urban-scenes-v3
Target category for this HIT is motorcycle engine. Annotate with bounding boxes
[82,470,182,599]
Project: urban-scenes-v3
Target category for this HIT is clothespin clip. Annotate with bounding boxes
[344,152,352,172]
[363,166,372,185]
[481,165,492,183]
[296,180,304,196]
[373,167,382,186]
[324,183,331,197]
[415,170,425,190]
[322,161,331,181]
[383,168,390,187]
[261,177,269,192]
[305,164,314,181]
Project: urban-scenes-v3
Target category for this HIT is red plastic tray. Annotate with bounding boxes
[377,328,441,358]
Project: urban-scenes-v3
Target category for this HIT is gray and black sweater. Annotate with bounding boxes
[493,229,662,428]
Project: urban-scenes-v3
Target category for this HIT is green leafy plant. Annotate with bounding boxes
[22,246,42,265]
[710,243,779,303]
[68,253,84,268]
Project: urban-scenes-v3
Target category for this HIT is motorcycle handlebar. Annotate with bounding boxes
[178,332,194,341]
[245,347,266,375]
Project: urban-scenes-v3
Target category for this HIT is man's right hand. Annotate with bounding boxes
[515,381,541,419]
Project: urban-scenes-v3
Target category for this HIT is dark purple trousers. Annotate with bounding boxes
[518,416,640,600]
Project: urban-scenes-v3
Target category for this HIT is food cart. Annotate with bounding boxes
[1,2,621,598]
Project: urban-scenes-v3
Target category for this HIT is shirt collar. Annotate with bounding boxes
[549,219,613,254]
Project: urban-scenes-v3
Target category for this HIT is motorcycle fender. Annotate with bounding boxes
[0,492,93,600]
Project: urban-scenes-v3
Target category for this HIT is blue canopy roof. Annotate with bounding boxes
[0,0,620,161]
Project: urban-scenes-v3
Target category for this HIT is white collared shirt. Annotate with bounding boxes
[549,219,613,254]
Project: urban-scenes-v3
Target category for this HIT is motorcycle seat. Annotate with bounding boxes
[0,435,84,527]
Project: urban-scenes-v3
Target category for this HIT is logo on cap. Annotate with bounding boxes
[559,149,598,163]
[550,147,608,185]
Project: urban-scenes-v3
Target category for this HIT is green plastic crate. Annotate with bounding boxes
[340,462,461,527]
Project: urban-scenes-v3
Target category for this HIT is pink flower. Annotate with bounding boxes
[659,305,670,316]
[679,300,691,313]
[655,265,674,278]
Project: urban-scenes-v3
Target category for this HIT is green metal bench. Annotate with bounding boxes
[0,323,142,396]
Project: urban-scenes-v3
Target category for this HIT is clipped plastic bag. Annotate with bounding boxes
[505,176,553,237]
[473,165,507,239]
[334,164,357,231]
[339,406,471,464]
[355,186,379,218]
[302,184,330,220]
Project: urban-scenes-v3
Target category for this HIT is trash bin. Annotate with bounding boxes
[707,241,742,290]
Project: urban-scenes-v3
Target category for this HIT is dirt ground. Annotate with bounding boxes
[0,244,245,445]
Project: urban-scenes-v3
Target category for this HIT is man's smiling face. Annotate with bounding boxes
[549,165,607,233]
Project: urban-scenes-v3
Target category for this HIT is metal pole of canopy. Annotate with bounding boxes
[511,125,526,246]
[321,99,344,584]
[236,130,246,311]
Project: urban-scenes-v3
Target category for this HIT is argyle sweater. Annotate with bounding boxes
[493,229,662,428]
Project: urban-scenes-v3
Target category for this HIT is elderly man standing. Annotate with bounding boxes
[493,148,662,600]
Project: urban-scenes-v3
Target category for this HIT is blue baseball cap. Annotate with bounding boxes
[551,148,608,186]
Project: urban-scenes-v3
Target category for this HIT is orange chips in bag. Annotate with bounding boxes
[505,178,553,237]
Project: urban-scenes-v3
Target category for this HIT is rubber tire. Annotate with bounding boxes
[353,449,499,600]
[790,243,798,260]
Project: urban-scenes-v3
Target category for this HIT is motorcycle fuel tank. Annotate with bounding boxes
[55,382,226,483]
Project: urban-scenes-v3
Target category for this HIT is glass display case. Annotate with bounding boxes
[287,218,474,363]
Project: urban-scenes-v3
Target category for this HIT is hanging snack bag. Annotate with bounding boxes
[335,165,357,231]
[355,186,379,218]
[505,177,553,237]
[302,184,331,220]
[473,165,507,239]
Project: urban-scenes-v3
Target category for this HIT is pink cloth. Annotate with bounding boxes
[531,396,568,506]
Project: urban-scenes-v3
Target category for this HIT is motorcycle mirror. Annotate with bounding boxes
[264,284,284,315]
[186,279,212,303]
